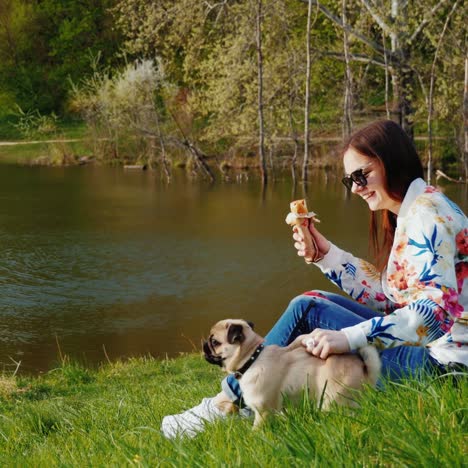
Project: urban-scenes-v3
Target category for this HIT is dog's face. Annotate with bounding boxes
[203,319,255,370]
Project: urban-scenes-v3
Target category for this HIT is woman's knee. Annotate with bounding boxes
[288,293,315,312]
[265,291,341,347]
[286,291,329,319]
[277,295,312,325]
[289,290,331,307]
[301,290,344,303]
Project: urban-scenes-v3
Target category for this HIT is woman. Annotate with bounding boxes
[162,120,467,438]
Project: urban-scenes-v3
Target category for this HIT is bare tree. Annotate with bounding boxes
[302,0,313,181]
[256,0,267,186]
[298,0,452,136]
[426,1,458,184]
[289,93,300,186]
[382,32,391,120]
[464,51,468,181]
[341,0,353,138]
[154,112,171,183]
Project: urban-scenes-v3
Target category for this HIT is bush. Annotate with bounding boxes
[69,59,166,165]
[13,107,59,140]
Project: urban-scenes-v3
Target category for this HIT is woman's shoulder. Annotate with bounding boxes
[409,186,466,222]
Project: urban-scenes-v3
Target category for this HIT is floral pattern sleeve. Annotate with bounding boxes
[339,192,467,351]
[315,243,395,314]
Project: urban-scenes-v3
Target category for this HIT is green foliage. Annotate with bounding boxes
[13,107,59,140]
[0,0,466,177]
[438,142,462,178]
[0,355,465,465]
[111,0,466,174]
[69,58,169,165]
[0,0,123,115]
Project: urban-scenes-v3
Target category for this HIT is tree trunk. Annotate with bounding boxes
[341,0,353,138]
[302,0,313,181]
[184,140,215,182]
[464,53,468,181]
[168,108,215,182]
[382,33,391,119]
[399,55,415,138]
[154,111,171,183]
[427,1,458,184]
[289,102,299,186]
[256,0,267,186]
[389,0,414,137]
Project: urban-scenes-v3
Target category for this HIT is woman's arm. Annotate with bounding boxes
[341,198,465,350]
[315,244,395,313]
[294,223,395,313]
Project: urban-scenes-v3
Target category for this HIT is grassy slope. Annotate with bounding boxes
[0,354,466,466]
[0,119,89,164]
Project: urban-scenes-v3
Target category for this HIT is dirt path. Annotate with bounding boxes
[0,138,82,146]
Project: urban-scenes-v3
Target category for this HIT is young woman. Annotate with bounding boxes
[162,120,467,438]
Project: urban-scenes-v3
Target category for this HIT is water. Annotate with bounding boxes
[0,165,466,373]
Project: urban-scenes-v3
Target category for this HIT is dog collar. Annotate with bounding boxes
[234,343,265,380]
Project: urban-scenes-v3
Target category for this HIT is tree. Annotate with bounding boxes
[0,0,122,114]
[302,0,313,181]
[111,0,467,179]
[414,1,466,179]
[464,53,468,181]
[255,0,267,185]
[426,1,458,183]
[298,0,454,136]
[341,0,353,138]
[0,0,44,111]
[70,59,164,162]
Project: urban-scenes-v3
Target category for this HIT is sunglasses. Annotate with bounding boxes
[341,164,372,191]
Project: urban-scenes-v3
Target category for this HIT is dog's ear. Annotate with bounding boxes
[227,323,245,344]
[247,321,255,330]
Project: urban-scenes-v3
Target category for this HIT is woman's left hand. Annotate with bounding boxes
[301,329,350,359]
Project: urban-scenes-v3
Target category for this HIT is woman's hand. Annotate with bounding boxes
[293,221,330,262]
[301,329,350,359]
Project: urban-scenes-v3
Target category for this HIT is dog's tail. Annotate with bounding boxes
[358,345,381,387]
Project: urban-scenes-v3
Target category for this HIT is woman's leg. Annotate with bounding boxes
[264,291,381,345]
[222,291,383,402]
[380,346,442,381]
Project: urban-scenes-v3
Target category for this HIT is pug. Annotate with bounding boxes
[203,319,381,428]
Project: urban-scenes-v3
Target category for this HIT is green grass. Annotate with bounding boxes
[0,116,89,164]
[0,115,22,141]
[0,354,466,466]
[0,116,87,142]
[0,140,91,164]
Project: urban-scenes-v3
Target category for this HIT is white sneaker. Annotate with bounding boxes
[161,397,225,439]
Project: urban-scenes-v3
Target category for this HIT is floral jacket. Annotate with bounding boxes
[315,178,468,366]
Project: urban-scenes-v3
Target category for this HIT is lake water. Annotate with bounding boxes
[0,165,466,374]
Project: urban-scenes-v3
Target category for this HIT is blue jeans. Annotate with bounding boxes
[222,291,442,403]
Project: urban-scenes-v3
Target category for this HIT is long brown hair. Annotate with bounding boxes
[343,120,424,271]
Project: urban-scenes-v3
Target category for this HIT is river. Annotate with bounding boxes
[0,164,466,373]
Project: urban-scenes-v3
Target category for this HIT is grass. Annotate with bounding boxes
[0,354,466,466]
[0,116,89,164]
[0,116,87,141]
[0,140,91,165]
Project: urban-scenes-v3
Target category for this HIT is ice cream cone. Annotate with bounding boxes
[285,199,322,263]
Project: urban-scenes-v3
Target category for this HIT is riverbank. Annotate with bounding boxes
[0,354,465,465]
[0,134,340,171]
[0,134,463,185]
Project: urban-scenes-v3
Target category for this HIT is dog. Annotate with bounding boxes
[203,319,381,428]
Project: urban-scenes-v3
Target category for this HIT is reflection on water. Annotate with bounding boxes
[0,165,466,373]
